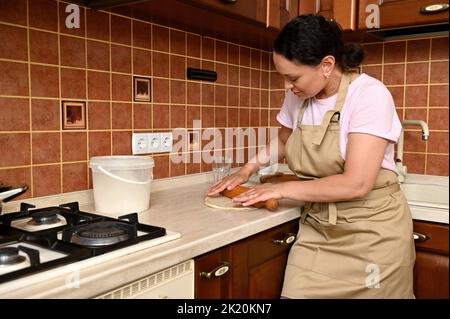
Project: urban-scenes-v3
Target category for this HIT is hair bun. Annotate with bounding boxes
[343,43,365,69]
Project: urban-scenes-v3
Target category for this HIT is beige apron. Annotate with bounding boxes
[282,73,416,299]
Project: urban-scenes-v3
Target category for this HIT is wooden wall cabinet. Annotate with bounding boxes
[358,0,449,30]
[299,0,358,31]
[413,220,449,299]
[195,219,299,298]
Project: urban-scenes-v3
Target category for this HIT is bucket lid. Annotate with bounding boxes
[89,156,154,170]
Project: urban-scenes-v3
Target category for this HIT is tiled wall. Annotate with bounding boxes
[360,36,449,176]
[0,0,281,199]
[0,0,448,200]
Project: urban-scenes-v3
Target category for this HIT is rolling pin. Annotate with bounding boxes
[220,185,279,211]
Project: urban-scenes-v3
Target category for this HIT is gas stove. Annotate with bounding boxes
[0,202,180,285]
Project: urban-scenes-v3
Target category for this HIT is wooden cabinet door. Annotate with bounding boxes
[412,220,449,299]
[299,0,358,31]
[187,0,267,24]
[195,245,233,298]
[231,219,299,298]
[358,0,449,30]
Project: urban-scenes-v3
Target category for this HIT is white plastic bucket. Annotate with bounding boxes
[89,156,154,216]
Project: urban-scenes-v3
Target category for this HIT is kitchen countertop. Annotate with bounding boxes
[1,167,448,298]
[0,170,303,298]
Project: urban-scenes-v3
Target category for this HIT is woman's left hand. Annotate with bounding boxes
[232,183,283,207]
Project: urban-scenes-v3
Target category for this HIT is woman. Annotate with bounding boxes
[207,14,415,298]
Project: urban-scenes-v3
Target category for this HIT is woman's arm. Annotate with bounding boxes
[234,133,389,205]
[207,125,292,196]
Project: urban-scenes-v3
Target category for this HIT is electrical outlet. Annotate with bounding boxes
[160,132,173,153]
[132,133,149,155]
[132,132,172,154]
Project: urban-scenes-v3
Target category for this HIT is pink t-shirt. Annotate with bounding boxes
[276,73,401,173]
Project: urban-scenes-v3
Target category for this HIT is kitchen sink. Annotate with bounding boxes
[400,174,449,210]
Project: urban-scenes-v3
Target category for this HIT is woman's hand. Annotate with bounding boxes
[206,169,251,197]
[232,183,283,207]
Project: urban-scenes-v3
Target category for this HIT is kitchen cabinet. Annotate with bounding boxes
[412,220,449,299]
[358,0,449,30]
[299,0,358,31]
[195,219,299,298]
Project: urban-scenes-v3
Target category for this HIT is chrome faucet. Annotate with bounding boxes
[396,120,429,183]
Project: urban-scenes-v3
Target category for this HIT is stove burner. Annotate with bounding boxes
[70,221,133,247]
[28,210,61,226]
[0,247,26,266]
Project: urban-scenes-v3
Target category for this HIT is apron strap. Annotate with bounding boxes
[312,73,352,146]
[296,98,310,127]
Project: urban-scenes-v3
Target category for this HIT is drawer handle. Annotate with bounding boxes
[273,233,296,246]
[200,262,230,279]
[420,3,449,14]
[413,232,430,242]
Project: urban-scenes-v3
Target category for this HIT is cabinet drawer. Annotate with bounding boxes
[246,219,299,268]
[413,220,449,255]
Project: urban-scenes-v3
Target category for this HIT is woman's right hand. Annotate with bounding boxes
[206,169,251,197]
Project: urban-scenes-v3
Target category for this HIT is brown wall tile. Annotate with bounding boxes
[384,42,406,63]
[62,132,87,162]
[187,33,200,57]
[87,40,110,71]
[153,104,170,129]
[362,43,383,64]
[153,52,169,77]
[406,63,429,84]
[88,131,111,157]
[63,162,87,192]
[112,103,132,129]
[170,29,185,55]
[0,133,30,167]
[0,61,29,96]
[111,45,132,74]
[427,131,448,154]
[133,103,152,129]
[112,131,132,155]
[31,99,60,131]
[88,71,110,100]
[428,108,449,130]
[33,165,61,197]
[153,25,169,52]
[429,85,448,107]
[29,30,58,64]
[171,104,186,128]
[60,35,86,68]
[426,155,449,176]
[430,61,449,84]
[403,153,425,174]
[0,24,28,61]
[87,10,109,41]
[133,21,151,49]
[383,64,404,85]
[170,80,186,104]
[29,0,57,31]
[80,80,102,116]
[153,155,169,179]
[133,49,151,76]
[216,40,227,63]
[32,132,60,164]
[431,37,449,60]
[407,39,430,62]
[111,74,132,101]
[30,65,59,98]
[61,68,86,99]
[405,86,428,108]
[111,15,131,45]
[202,83,214,106]
[170,55,185,79]
[216,63,227,85]
[153,78,169,103]
[0,0,27,25]
[0,97,29,131]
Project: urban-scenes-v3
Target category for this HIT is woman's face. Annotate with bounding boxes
[273,52,328,99]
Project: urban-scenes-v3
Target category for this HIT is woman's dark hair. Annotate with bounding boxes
[274,14,364,71]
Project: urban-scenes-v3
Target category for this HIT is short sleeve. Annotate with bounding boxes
[276,90,300,129]
[347,84,401,143]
